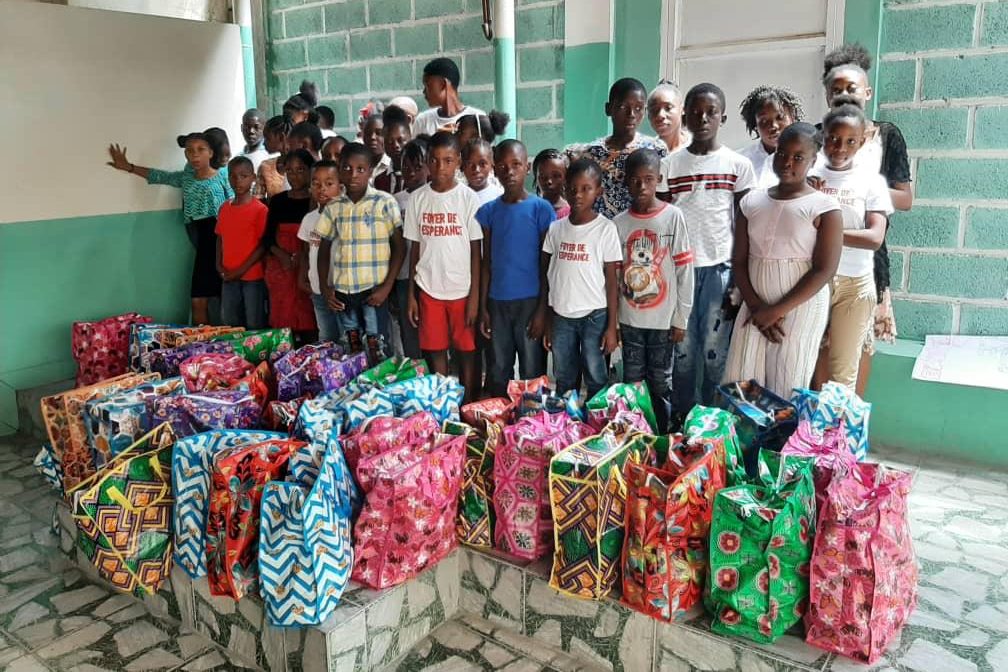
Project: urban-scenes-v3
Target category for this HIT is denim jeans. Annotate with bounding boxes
[668,263,735,416]
[334,288,391,343]
[551,308,609,399]
[392,279,422,359]
[221,280,267,329]
[621,323,672,432]
[488,297,546,396]
[310,293,343,344]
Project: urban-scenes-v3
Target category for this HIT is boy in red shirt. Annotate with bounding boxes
[216,156,268,328]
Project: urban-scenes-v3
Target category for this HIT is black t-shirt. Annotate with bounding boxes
[262,192,312,249]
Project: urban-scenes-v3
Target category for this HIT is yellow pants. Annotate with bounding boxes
[827,273,876,388]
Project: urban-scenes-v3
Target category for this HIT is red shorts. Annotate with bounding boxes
[418,291,476,352]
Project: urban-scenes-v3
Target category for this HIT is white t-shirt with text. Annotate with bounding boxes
[543,215,623,319]
[403,183,483,301]
[808,164,894,278]
[657,146,757,267]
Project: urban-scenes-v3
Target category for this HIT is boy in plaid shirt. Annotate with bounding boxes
[316,142,405,358]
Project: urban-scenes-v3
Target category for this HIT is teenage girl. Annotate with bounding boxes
[107,133,232,325]
[723,123,843,398]
[648,81,691,153]
[737,86,805,188]
[533,149,570,219]
[574,78,666,219]
[263,148,317,341]
[820,43,913,395]
[257,116,292,199]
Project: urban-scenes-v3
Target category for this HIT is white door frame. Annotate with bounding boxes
[659,0,847,84]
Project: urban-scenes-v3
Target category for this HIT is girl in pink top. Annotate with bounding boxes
[724,123,842,397]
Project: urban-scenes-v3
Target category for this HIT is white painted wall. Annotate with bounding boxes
[0,2,246,223]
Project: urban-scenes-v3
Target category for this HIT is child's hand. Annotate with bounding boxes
[807,175,824,191]
[748,305,787,343]
[464,296,480,328]
[670,327,686,343]
[408,294,420,328]
[223,270,242,283]
[543,321,553,352]
[527,307,548,340]
[324,288,345,312]
[107,143,130,171]
[367,284,392,307]
[479,310,492,339]
[601,326,620,354]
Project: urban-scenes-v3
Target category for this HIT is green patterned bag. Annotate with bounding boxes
[682,405,747,486]
[211,328,293,364]
[71,423,176,597]
[586,382,658,433]
[445,420,500,549]
[356,357,428,388]
[707,451,816,643]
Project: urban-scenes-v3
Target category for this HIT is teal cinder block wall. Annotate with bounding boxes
[878,0,1008,339]
[264,0,565,155]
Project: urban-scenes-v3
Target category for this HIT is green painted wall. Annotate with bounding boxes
[613,0,661,90]
[265,0,565,155]
[0,211,194,434]
[875,0,1008,339]
[562,42,612,144]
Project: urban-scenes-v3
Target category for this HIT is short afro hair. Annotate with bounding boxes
[624,148,662,183]
[684,83,726,112]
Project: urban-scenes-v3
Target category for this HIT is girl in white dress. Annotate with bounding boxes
[724,123,843,398]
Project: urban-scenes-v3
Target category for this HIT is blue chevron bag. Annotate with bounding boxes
[382,374,464,424]
[172,430,285,578]
[259,437,356,626]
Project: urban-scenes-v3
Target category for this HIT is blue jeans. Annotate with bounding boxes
[392,279,422,359]
[668,263,735,416]
[334,289,391,342]
[310,293,343,343]
[551,308,609,399]
[621,324,672,432]
[221,280,267,329]
[488,297,546,396]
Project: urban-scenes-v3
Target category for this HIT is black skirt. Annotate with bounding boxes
[190,216,222,299]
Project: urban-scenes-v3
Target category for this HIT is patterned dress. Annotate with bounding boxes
[566,133,667,219]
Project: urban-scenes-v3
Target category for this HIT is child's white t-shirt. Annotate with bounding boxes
[808,164,894,278]
[471,182,504,207]
[657,146,757,268]
[296,209,323,295]
[403,183,483,301]
[543,215,623,319]
[736,141,777,189]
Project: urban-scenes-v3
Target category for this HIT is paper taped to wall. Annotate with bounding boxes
[912,335,1008,391]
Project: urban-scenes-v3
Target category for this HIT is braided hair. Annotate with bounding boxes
[739,86,805,137]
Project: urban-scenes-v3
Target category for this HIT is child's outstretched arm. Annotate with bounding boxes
[747,208,843,342]
[107,143,155,181]
[602,261,620,354]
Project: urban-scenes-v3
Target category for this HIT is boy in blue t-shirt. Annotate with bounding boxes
[477,139,556,396]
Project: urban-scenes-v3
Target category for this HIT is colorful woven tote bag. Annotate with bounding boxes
[444,420,501,549]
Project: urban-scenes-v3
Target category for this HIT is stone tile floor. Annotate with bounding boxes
[1,427,1007,672]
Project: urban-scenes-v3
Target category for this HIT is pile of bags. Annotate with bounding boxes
[38,314,915,663]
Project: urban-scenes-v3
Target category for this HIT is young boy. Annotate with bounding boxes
[315,143,405,359]
[297,160,343,342]
[239,108,268,173]
[362,115,391,186]
[375,105,412,194]
[615,149,694,432]
[538,158,622,399]
[657,83,756,421]
[809,102,891,390]
[404,131,483,402]
[216,156,268,328]
[477,139,555,396]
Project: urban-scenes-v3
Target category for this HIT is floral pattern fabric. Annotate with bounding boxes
[621,435,728,621]
[148,341,235,378]
[206,438,302,599]
[682,405,747,486]
[340,411,440,475]
[180,353,255,393]
[493,411,592,561]
[586,382,658,433]
[206,328,293,364]
[805,463,917,663]
[707,452,816,644]
[72,313,153,385]
[351,432,466,589]
[150,390,261,439]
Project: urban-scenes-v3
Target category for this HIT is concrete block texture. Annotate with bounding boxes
[883,3,976,53]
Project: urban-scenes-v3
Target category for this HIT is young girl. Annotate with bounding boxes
[263,148,317,341]
[257,116,292,199]
[107,133,232,325]
[648,81,691,153]
[539,158,622,398]
[533,149,570,219]
[321,135,347,163]
[283,80,319,125]
[572,78,666,220]
[391,138,430,359]
[737,85,805,188]
[463,139,504,206]
[723,123,842,398]
[810,104,892,390]
[821,43,913,395]
[455,110,510,146]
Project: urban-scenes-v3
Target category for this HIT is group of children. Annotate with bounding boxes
[107,45,911,429]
